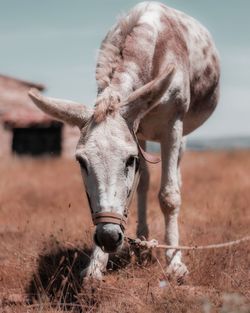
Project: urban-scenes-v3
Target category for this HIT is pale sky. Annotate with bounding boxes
[1,0,250,139]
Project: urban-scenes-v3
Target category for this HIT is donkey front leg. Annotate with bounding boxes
[137,140,150,239]
[159,118,188,281]
[82,245,109,280]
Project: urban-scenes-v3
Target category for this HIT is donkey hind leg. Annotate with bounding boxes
[137,140,150,239]
[82,245,108,280]
[159,120,188,282]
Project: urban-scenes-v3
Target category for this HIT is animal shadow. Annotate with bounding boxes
[26,241,131,311]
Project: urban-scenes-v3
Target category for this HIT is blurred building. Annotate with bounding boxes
[0,75,79,157]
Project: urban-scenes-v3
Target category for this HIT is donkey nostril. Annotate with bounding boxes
[117,231,122,244]
[94,233,100,246]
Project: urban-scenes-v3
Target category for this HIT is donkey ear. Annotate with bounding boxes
[120,65,175,130]
[28,89,92,128]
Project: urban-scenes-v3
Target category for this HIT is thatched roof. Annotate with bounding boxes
[0,75,58,128]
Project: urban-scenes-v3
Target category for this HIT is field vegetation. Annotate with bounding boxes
[0,151,249,312]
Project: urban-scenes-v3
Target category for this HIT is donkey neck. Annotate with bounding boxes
[97,63,148,105]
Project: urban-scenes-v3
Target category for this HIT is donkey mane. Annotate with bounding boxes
[94,7,145,123]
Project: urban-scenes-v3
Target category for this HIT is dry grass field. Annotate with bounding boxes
[0,151,250,312]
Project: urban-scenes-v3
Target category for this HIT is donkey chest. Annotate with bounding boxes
[137,103,177,142]
[137,96,214,142]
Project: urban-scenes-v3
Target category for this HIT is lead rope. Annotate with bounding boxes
[125,235,250,250]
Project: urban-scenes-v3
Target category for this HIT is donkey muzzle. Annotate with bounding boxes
[94,223,124,253]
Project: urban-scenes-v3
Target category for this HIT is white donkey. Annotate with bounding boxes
[29,2,220,280]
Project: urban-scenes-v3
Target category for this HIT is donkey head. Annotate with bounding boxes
[28,65,175,253]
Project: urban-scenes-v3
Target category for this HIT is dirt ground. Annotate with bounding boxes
[0,151,249,313]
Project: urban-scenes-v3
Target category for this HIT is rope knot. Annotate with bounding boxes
[127,237,159,249]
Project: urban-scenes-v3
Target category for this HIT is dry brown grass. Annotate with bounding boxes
[0,151,250,312]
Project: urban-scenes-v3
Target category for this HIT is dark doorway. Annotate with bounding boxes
[12,124,63,156]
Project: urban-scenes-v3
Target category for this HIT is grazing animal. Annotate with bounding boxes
[29,2,220,280]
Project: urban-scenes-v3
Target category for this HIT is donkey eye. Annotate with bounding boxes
[76,156,88,173]
[126,156,135,167]
[126,155,139,168]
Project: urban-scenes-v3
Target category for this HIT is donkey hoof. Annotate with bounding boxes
[166,261,189,284]
[81,266,104,281]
